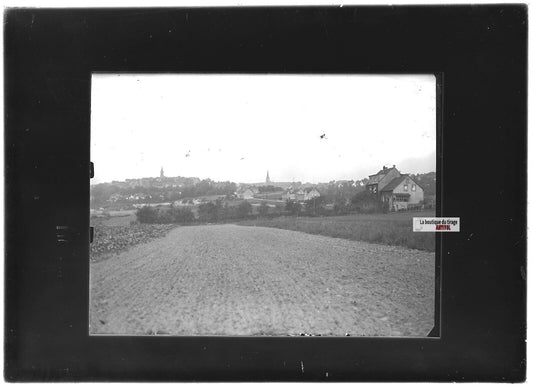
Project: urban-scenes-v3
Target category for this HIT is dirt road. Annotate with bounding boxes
[90,224,435,336]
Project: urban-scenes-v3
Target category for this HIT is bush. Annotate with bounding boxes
[422,198,434,209]
[274,204,285,215]
[304,196,326,216]
[136,206,159,223]
[285,200,302,216]
[258,201,269,218]
[350,191,385,213]
[160,206,195,224]
[333,198,350,215]
[198,202,219,222]
[172,207,195,223]
[236,201,253,218]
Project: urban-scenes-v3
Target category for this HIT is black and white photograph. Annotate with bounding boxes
[89,74,438,337]
[4,3,527,382]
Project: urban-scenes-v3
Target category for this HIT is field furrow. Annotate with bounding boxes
[90,224,435,336]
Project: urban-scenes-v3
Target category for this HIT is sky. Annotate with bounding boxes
[91,74,436,184]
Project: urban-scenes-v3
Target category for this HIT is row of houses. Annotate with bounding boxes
[237,187,321,202]
[107,193,150,202]
[107,192,166,203]
[236,164,425,212]
[281,188,321,202]
[109,171,201,190]
[107,166,424,212]
[172,195,227,206]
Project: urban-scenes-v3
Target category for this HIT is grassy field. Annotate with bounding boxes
[238,211,436,252]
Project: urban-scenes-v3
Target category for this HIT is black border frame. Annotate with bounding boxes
[4,6,527,381]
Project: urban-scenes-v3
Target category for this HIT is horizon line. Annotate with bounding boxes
[92,170,436,186]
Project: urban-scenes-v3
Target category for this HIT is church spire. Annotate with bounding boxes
[266,170,271,184]
[160,166,164,178]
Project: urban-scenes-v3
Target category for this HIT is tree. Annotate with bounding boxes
[136,206,159,223]
[285,199,302,216]
[274,203,285,216]
[168,206,195,223]
[333,197,349,215]
[350,191,384,213]
[158,208,174,224]
[198,202,219,222]
[258,201,269,218]
[257,185,283,193]
[236,201,252,219]
[304,196,326,216]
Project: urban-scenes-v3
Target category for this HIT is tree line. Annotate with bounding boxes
[91,179,237,207]
[136,191,398,224]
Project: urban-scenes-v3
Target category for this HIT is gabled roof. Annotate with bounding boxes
[375,167,395,176]
[367,166,399,185]
[381,175,409,192]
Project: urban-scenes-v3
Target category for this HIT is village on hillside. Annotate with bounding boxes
[91,165,436,220]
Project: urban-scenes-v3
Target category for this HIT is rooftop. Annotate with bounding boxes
[381,174,410,192]
[374,165,397,176]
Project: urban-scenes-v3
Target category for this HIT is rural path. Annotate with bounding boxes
[90,224,435,336]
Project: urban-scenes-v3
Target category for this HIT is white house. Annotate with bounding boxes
[304,189,321,200]
[282,188,320,202]
[240,189,255,200]
[379,174,424,211]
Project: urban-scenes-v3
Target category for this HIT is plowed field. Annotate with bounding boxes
[90,224,435,336]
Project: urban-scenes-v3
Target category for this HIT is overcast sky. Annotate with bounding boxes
[91,74,436,184]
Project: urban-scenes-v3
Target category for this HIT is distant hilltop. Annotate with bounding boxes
[91,166,436,209]
[244,181,299,189]
[94,172,435,192]
[96,175,202,189]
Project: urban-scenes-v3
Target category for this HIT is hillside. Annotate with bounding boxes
[411,172,437,196]
[91,172,437,209]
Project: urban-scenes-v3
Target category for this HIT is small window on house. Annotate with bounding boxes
[404,184,408,191]
[412,185,416,191]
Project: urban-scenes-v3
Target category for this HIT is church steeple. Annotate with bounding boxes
[266,170,271,184]
[160,166,165,178]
